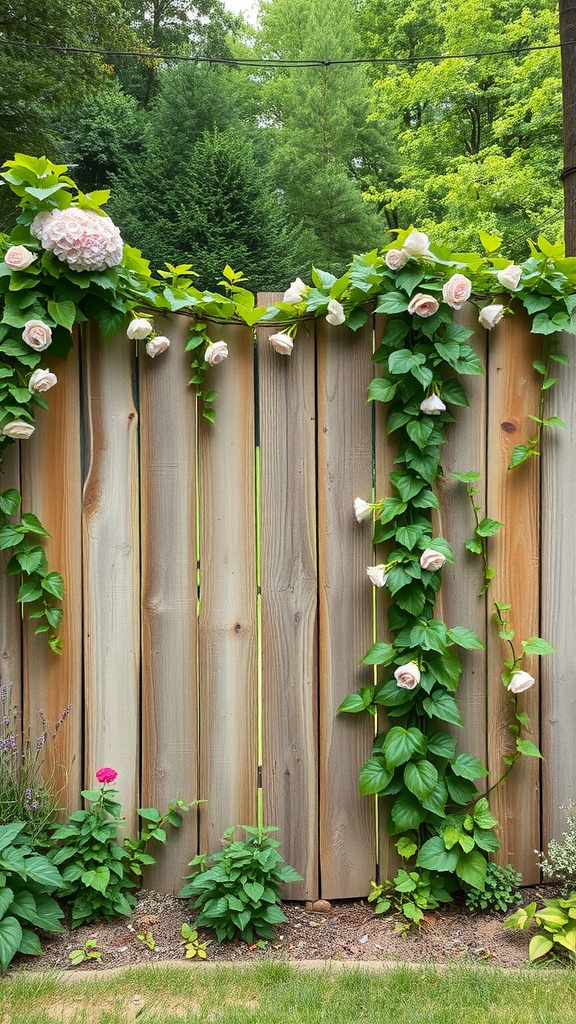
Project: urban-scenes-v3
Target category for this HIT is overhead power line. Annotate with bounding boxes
[0,35,571,69]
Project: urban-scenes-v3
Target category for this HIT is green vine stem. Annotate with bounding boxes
[452,470,502,594]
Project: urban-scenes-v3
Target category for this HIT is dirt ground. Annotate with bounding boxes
[10,883,563,975]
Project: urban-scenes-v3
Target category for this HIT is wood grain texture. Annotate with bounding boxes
[20,344,83,813]
[82,325,140,832]
[434,305,488,768]
[486,305,541,881]
[198,322,257,853]
[317,319,376,898]
[541,332,576,851]
[258,301,318,899]
[139,315,199,891]
[0,442,22,697]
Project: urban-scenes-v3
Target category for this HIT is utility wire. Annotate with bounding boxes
[0,35,571,68]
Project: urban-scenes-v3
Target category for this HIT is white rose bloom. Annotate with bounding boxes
[205,340,228,365]
[420,548,446,571]
[283,278,307,304]
[29,368,57,393]
[420,394,446,415]
[22,319,52,351]
[497,265,523,292]
[269,332,294,356]
[508,670,535,694]
[402,230,431,257]
[2,419,35,439]
[326,299,345,326]
[442,273,472,310]
[367,564,388,588]
[146,336,171,358]
[385,249,408,270]
[127,318,153,340]
[478,304,504,330]
[4,245,37,270]
[354,497,372,522]
[394,662,421,690]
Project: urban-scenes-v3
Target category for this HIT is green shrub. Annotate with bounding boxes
[178,825,302,943]
[0,821,65,972]
[463,862,522,913]
[538,803,576,891]
[505,892,576,963]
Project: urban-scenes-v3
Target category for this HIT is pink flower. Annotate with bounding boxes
[442,273,472,310]
[30,207,123,272]
[407,293,439,318]
[205,341,228,365]
[22,319,52,351]
[394,662,421,690]
[420,548,446,571]
[95,767,118,784]
[4,245,37,270]
[146,336,170,358]
[385,249,408,271]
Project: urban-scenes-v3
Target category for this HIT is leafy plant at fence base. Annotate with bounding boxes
[69,938,102,965]
[181,923,211,959]
[463,863,522,914]
[0,821,65,972]
[178,826,303,943]
[505,892,576,963]
[124,798,198,880]
[368,838,455,935]
[538,803,576,892]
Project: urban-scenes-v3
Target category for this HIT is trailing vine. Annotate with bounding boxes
[1,155,574,898]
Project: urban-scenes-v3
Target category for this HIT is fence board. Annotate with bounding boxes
[435,307,488,768]
[258,309,319,899]
[541,333,576,853]
[82,326,140,831]
[0,442,22,696]
[139,316,199,891]
[317,319,376,898]
[198,323,257,852]
[486,306,541,881]
[21,346,83,813]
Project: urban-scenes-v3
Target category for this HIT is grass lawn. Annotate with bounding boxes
[2,962,576,1024]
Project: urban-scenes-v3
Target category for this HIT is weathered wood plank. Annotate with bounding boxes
[541,332,576,855]
[198,322,257,853]
[486,305,541,881]
[435,305,488,769]
[258,300,318,899]
[20,344,83,813]
[317,319,376,898]
[82,325,140,832]
[139,315,199,892]
[0,442,22,697]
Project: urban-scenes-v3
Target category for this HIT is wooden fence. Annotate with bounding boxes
[0,300,574,899]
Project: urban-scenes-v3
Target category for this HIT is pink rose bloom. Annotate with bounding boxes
[22,319,52,351]
[205,341,229,365]
[407,293,439,318]
[31,207,123,272]
[507,670,535,694]
[478,304,504,330]
[497,265,523,292]
[29,368,57,393]
[269,332,294,356]
[420,548,446,571]
[2,419,35,440]
[385,249,408,271]
[95,767,118,784]
[394,662,421,690]
[420,394,446,415]
[146,336,170,358]
[442,273,472,310]
[4,245,37,270]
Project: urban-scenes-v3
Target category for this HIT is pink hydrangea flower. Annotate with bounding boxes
[95,767,118,784]
[30,208,123,272]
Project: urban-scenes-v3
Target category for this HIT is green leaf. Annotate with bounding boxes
[20,513,50,536]
[375,292,409,314]
[337,690,373,714]
[367,378,397,403]
[0,489,21,516]
[479,230,502,253]
[455,849,487,890]
[528,933,554,961]
[509,444,533,469]
[404,759,438,801]
[17,580,42,603]
[0,917,22,971]
[406,419,435,449]
[516,739,543,759]
[396,837,418,860]
[359,757,393,795]
[426,729,457,760]
[360,643,396,666]
[447,627,484,650]
[383,726,426,768]
[446,775,478,805]
[475,518,504,538]
[451,753,488,781]
[389,791,427,832]
[440,379,469,407]
[47,299,76,331]
[428,651,463,692]
[395,525,424,551]
[41,572,64,599]
[416,836,459,873]
[521,637,555,656]
[422,690,463,726]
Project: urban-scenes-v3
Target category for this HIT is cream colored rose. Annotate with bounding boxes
[478,304,504,330]
[205,340,228,365]
[394,662,421,690]
[4,245,37,270]
[2,419,35,439]
[326,299,345,326]
[402,230,430,257]
[420,548,446,571]
[442,273,472,310]
[22,319,52,351]
[385,249,408,270]
[146,336,170,358]
[407,293,439,318]
[507,670,535,694]
[127,318,153,340]
[497,265,523,292]
[269,332,294,356]
[367,564,388,587]
[420,394,446,415]
[354,497,372,522]
[283,278,307,304]
[29,368,57,393]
